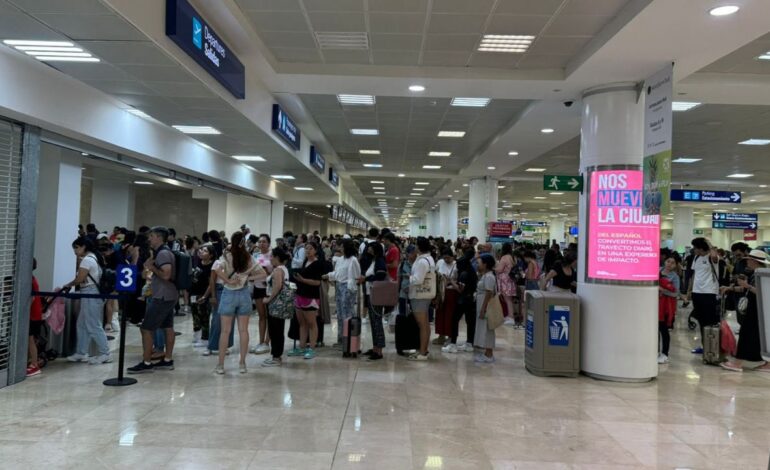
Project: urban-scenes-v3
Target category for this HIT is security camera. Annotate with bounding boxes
[563,100,574,108]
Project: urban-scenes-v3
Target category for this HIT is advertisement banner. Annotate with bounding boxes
[587,169,660,282]
[488,222,513,238]
[643,64,673,216]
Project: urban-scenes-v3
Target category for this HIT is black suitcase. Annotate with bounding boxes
[395,312,420,355]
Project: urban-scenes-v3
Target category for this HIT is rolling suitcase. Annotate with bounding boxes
[342,286,362,358]
[395,301,420,356]
[702,324,722,365]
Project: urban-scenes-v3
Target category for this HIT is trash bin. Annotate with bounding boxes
[525,290,581,377]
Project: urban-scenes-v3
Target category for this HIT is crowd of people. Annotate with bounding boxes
[25,223,770,378]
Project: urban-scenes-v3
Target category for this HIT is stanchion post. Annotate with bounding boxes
[103,294,137,387]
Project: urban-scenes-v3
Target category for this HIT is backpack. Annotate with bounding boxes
[173,250,192,290]
[86,255,116,295]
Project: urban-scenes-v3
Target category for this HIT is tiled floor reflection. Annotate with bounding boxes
[2,308,769,469]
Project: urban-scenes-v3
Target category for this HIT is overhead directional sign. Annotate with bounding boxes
[712,212,758,230]
[671,189,741,204]
[521,221,548,227]
[544,174,583,192]
[272,104,301,150]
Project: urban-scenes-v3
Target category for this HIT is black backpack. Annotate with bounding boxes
[86,255,116,295]
[173,250,192,290]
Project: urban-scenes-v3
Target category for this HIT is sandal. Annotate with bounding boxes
[720,362,743,372]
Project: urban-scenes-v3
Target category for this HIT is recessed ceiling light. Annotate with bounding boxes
[410,193,420,196]
[415,182,430,185]
[133,168,149,173]
[372,187,385,190]
[429,151,452,157]
[294,187,313,191]
[4,40,74,47]
[672,157,702,163]
[134,181,154,185]
[760,185,768,188]
[438,131,465,138]
[738,139,770,146]
[412,188,425,192]
[478,34,535,53]
[81,152,89,156]
[750,199,757,202]
[508,151,519,156]
[462,183,468,187]
[541,128,555,134]
[672,101,701,111]
[534,196,546,200]
[127,108,151,119]
[359,149,381,155]
[727,173,753,178]
[758,52,770,61]
[550,192,564,195]
[422,165,442,169]
[172,125,221,135]
[4,40,102,62]
[526,168,546,172]
[363,163,382,168]
[271,175,295,180]
[451,97,491,107]
[497,185,505,189]
[454,190,459,193]
[407,200,416,202]
[488,166,496,170]
[233,155,265,161]
[709,5,739,16]
[370,180,385,184]
[337,94,375,105]
[374,191,386,195]
[351,128,379,135]
[398,173,405,177]
[409,85,425,92]
[315,31,368,48]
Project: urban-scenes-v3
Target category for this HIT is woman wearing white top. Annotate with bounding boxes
[64,237,111,364]
[434,248,457,346]
[408,237,436,361]
[322,239,361,347]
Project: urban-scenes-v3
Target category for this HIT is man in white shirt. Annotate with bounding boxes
[291,234,308,270]
[686,237,720,354]
[359,227,380,256]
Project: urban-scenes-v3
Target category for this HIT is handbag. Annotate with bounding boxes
[486,294,505,330]
[720,320,737,356]
[408,257,436,300]
[371,280,399,307]
[268,268,295,320]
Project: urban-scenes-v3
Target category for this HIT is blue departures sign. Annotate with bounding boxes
[712,212,758,230]
[272,104,301,150]
[310,146,325,173]
[329,167,339,187]
[670,189,741,204]
[165,0,245,99]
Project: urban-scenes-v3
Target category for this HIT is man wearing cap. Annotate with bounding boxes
[720,249,770,372]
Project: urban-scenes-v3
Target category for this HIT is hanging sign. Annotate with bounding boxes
[543,175,583,192]
[670,190,741,204]
[309,146,325,173]
[712,213,758,230]
[328,167,339,187]
[271,104,301,150]
[642,64,673,216]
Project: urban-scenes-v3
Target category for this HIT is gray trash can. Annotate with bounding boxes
[525,290,581,377]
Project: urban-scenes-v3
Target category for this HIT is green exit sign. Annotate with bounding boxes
[693,229,704,235]
[419,225,427,230]
[543,174,583,192]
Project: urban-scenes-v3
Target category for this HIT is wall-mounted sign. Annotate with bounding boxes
[543,174,583,192]
[309,146,325,173]
[271,104,301,150]
[488,222,512,238]
[165,0,245,99]
[643,63,673,216]
[587,169,660,282]
[328,167,339,187]
[569,226,579,236]
[712,212,758,230]
[671,189,741,204]
[521,221,548,227]
[744,229,758,241]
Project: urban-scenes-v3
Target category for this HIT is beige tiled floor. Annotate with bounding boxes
[2,310,770,469]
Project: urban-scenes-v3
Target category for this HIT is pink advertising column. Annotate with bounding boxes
[578,84,659,382]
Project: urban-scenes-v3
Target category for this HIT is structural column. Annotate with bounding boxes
[270,199,284,245]
[90,170,134,231]
[549,218,566,244]
[577,83,658,382]
[487,177,499,223]
[672,206,694,253]
[426,210,440,237]
[439,199,458,241]
[468,178,487,240]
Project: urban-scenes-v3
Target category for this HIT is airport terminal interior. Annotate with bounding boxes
[1,0,770,468]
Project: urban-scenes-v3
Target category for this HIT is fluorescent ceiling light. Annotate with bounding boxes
[3,40,74,47]
[374,191,386,195]
[422,165,442,169]
[488,166,496,170]
[25,51,90,57]
[451,97,490,107]
[429,151,452,157]
[412,188,425,191]
[407,200,416,202]
[359,149,380,155]
[508,151,519,156]
[5,40,100,62]
[438,131,465,138]
[33,56,99,62]
[709,5,739,16]
[462,183,468,187]
[173,125,221,135]
[454,190,460,193]
[478,34,535,53]
[372,187,385,190]
[550,192,564,195]
[398,173,405,177]
[498,185,505,189]
[363,163,382,168]
[15,45,82,52]
[351,128,379,135]
[541,128,555,134]
[294,187,313,191]
[271,175,295,180]
[233,155,265,161]
[370,180,385,184]
[127,108,150,119]
[132,168,149,173]
[81,152,89,156]
[410,193,421,196]
[738,139,770,145]
[672,101,701,111]
[409,85,425,92]
[526,168,546,172]
[337,94,375,105]
[134,181,154,185]
[315,32,369,50]
[534,196,546,200]
[415,182,430,185]
[727,173,753,178]
[759,52,770,60]
[672,157,702,163]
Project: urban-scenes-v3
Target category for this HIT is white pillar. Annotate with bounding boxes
[270,199,284,245]
[487,178,499,222]
[34,145,82,291]
[90,171,134,230]
[577,83,658,382]
[439,199,458,241]
[673,206,694,253]
[468,178,486,240]
[425,210,439,237]
[549,218,566,244]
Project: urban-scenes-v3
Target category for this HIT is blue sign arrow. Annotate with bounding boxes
[671,189,741,204]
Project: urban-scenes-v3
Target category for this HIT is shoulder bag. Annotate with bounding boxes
[409,257,436,300]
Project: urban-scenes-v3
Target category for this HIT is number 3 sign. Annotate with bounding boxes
[115,265,138,292]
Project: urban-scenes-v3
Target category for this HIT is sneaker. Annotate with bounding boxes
[253,343,270,354]
[127,361,154,374]
[111,319,120,332]
[214,364,225,375]
[154,359,175,370]
[407,353,429,361]
[26,365,41,377]
[67,353,87,363]
[461,343,475,353]
[442,343,458,354]
[691,347,704,355]
[192,340,208,348]
[88,354,113,365]
[514,323,525,330]
[720,362,743,372]
[474,354,495,363]
[287,348,305,357]
[239,364,247,374]
[304,349,316,360]
[202,349,213,356]
[657,353,669,364]
[503,317,516,326]
[261,357,282,367]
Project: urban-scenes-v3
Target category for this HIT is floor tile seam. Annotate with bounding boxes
[331,365,359,470]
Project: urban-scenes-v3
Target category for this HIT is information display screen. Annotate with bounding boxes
[587,169,660,282]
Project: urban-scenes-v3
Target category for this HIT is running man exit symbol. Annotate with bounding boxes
[548,175,560,190]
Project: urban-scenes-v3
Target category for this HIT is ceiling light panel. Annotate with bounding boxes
[271,175,295,179]
[672,101,702,111]
[672,158,702,163]
[727,173,753,178]
[451,97,491,107]
[233,155,265,161]
[351,129,379,135]
[422,165,441,169]
[478,34,535,53]
[428,151,452,157]
[360,150,380,155]
[438,131,465,138]
[315,32,369,49]
[294,187,313,191]
[3,39,101,63]
[338,94,375,105]
[173,125,221,134]
[363,163,383,168]
[738,139,770,146]
[525,168,546,172]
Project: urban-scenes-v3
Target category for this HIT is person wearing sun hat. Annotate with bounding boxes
[721,249,770,372]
